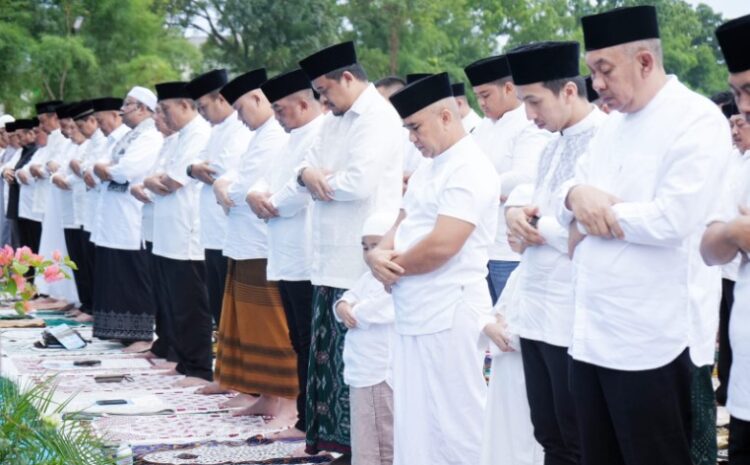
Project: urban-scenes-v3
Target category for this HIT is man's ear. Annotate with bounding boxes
[637,50,656,77]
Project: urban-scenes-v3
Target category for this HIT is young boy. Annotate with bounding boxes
[334,213,396,465]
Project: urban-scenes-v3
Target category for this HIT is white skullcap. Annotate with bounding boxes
[127,86,157,112]
[361,212,397,237]
[0,114,15,129]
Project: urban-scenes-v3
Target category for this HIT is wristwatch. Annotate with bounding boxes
[186,164,194,179]
[296,167,307,187]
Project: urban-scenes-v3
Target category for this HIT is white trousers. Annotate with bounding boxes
[481,350,544,465]
[393,305,487,465]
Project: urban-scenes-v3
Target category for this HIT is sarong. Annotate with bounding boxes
[214,258,298,398]
[305,285,350,454]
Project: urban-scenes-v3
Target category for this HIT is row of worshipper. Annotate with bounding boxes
[2,5,750,465]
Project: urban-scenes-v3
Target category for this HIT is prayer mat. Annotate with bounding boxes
[29,372,186,393]
[133,438,334,465]
[10,354,157,375]
[214,259,298,398]
[92,412,284,444]
[140,440,303,464]
[305,285,350,455]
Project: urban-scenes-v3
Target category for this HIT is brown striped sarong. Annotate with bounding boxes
[214,258,298,398]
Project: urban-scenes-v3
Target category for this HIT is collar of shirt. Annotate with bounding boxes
[214,110,240,131]
[346,83,380,117]
[560,105,606,137]
[252,114,277,137]
[432,134,474,169]
[289,113,325,139]
[493,103,528,130]
[178,114,206,137]
[624,75,678,122]
[107,124,129,144]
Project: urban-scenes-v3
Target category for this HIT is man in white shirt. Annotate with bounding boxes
[451,82,482,133]
[297,41,404,456]
[208,69,298,417]
[701,13,750,464]
[15,117,50,253]
[91,87,163,349]
[369,72,499,465]
[131,104,179,361]
[6,119,42,251]
[185,69,252,327]
[502,40,607,465]
[0,114,16,246]
[144,81,212,384]
[246,68,325,436]
[559,6,729,465]
[464,55,550,303]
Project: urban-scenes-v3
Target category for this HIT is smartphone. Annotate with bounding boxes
[95,399,128,406]
[94,375,127,383]
[73,360,101,367]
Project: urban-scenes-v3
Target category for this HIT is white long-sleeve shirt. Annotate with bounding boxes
[473,104,551,262]
[302,84,404,290]
[556,76,730,371]
[254,114,324,281]
[89,125,129,241]
[152,115,210,261]
[334,270,395,388]
[510,107,606,348]
[195,112,252,250]
[221,116,288,260]
[137,133,178,244]
[93,119,163,250]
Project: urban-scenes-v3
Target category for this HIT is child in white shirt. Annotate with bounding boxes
[334,213,396,465]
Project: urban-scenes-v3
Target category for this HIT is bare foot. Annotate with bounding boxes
[122,340,152,353]
[74,313,94,323]
[221,393,257,409]
[268,425,305,440]
[174,376,210,388]
[151,360,178,370]
[195,382,232,395]
[65,308,83,317]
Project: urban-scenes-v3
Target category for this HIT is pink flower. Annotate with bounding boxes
[0,245,13,266]
[15,246,32,265]
[11,273,26,292]
[22,301,31,312]
[52,250,62,262]
[43,264,64,283]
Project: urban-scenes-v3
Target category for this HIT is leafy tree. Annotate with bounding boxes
[167,0,340,75]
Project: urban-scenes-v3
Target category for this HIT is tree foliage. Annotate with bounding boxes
[1,0,734,116]
[0,0,200,116]
[168,0,730,96]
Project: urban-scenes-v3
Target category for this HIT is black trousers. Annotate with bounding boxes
[718,278,736,406]
[571,349,692,465]
[16,218,41,252]
[204,248,228,326]
[278,279,314,432]
[731,416,750,465]
[520,338,580,465]
[152,254,213,381]
[146,243,174,362]
[64,227,93,313]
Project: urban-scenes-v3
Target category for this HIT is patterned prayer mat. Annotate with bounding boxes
[27,372,186,393]
[134,438,334,465]
[92,412,284,444]
[10,354,158,375]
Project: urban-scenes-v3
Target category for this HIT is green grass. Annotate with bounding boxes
[0,376,116,465]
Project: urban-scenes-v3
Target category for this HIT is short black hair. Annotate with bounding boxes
[711,90,734,106]
[324,63,368,82]
[541,76,587,98]
[375,75,406,89]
